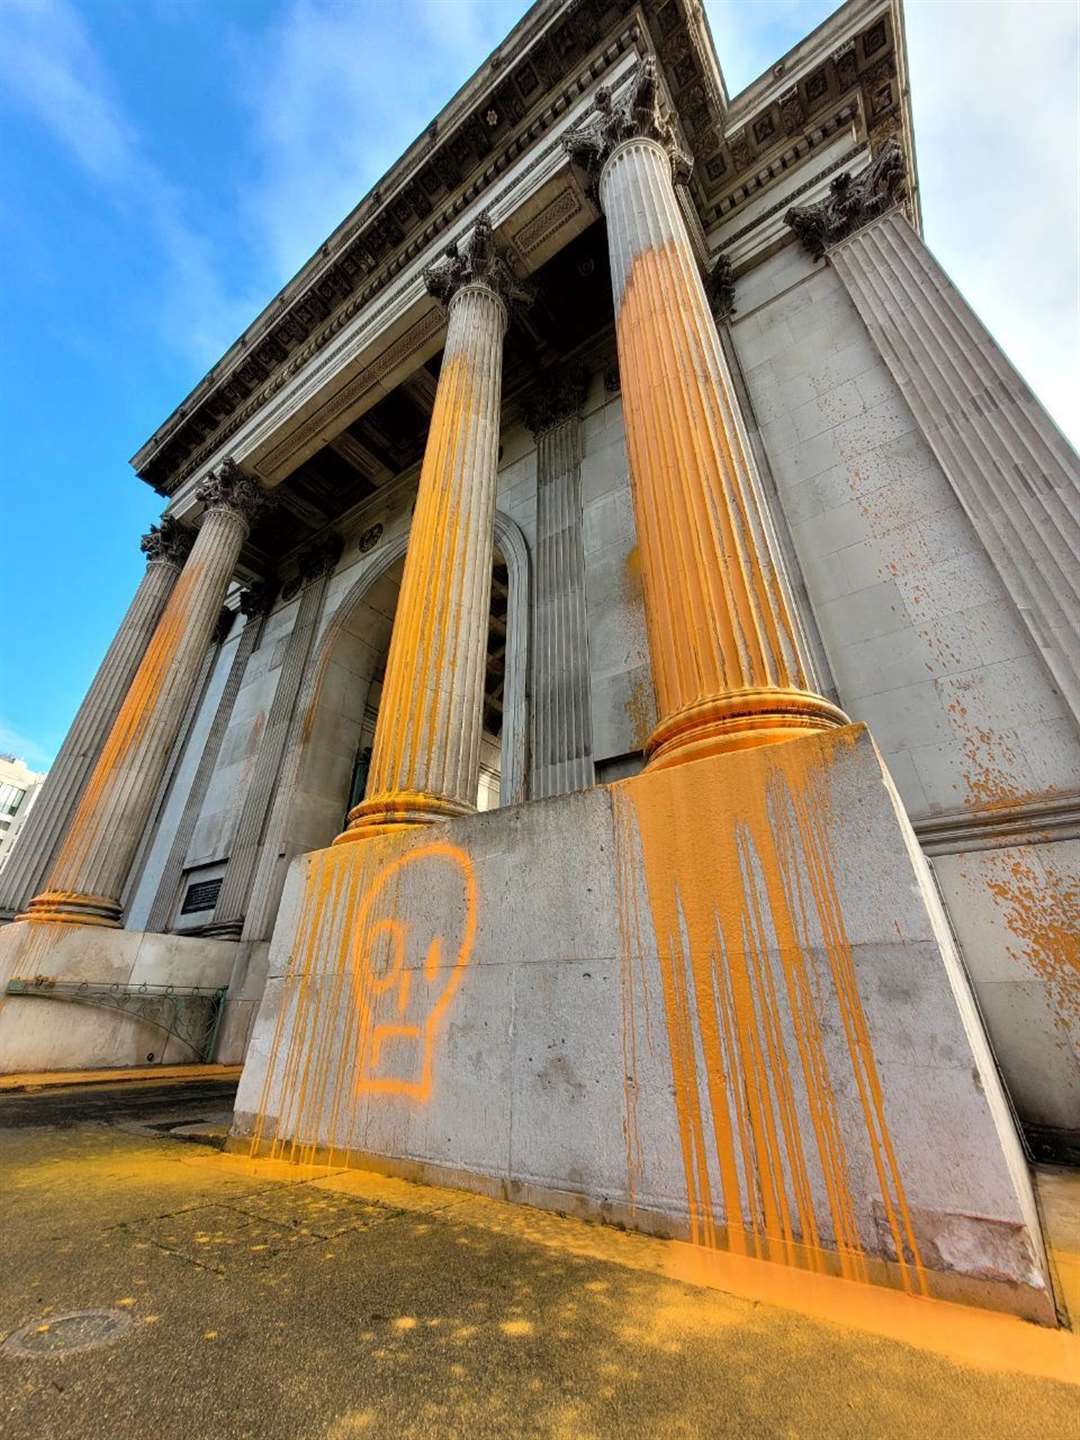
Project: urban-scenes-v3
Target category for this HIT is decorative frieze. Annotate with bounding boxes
[785,138,907,259]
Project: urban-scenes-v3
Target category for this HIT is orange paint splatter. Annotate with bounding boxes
[612,730,926,1294]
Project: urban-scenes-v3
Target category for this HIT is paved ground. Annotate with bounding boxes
[1,1078,1078,1440]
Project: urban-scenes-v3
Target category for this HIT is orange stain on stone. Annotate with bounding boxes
[983,850,1080,1034]
[612,730,926,1295]
[249,838,476,1166]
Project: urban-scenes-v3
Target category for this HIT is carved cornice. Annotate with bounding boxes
[523,364,590,438]
[140,514,194,568]
[785,137,907,259]
[423,214,533,314]
[564,57,692,189]
[132,2,904,496]
[195,457,271,529]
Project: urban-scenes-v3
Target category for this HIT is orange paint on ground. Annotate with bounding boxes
[612,729,927,1294]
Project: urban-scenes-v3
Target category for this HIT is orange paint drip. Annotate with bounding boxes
[249,836,476,1162]
[612,732,927,1294]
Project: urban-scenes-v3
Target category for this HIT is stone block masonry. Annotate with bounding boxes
[233,724,1053,1323]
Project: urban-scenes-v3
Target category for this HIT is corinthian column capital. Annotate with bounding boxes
[523,364,590,440]
[140,514,194,569]
[564,57,692,191]
[195,457,270,532]
[423,214,533,323]
[785,138,907,259]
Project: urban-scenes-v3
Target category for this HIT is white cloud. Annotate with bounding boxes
[0,717,54,771]
[707,0,1078,446]
[904,0,1079,444]
[229,0,520,281]
[0,0,258,369]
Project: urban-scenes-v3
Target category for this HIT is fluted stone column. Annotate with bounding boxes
[0,518,193,922]
[567,62,846,770]
[206,537,340,935]
[786,166,1080,725]
[337,218,529,841]
[22,461,267,927]
[526,369,595,798]
[144,583,274,933]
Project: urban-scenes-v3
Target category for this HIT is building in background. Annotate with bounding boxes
[0,755,46,875]
[1,0,1076,1325]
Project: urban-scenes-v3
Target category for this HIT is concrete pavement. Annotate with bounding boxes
[1,1078,1077,1440]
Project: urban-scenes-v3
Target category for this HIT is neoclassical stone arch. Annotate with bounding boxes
[241,510,529,941]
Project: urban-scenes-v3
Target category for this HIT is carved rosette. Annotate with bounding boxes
[523,365,590,439]
[785,139,907,259]
[423,214,533,325]
[195,457,270,532]
[564,57,692,192]
[140,515,193,569]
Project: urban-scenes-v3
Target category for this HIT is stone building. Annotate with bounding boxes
[1,0,1077,1321]
[0,755,46,874]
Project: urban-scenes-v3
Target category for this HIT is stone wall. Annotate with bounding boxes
[232,725,1053,1323]
[727,240,1080,1142]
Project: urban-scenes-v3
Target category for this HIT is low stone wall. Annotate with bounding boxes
[0,925,245,1071]
[232,725,1054,1323]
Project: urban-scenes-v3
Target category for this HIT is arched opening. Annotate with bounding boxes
[246,512,529,935]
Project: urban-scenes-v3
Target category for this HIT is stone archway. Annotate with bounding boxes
[241,511,529,941]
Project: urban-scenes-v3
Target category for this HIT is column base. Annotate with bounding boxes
[645,687,849,772]
[16,890,123,929]
[200,918,244,941]
[333,791,476,845]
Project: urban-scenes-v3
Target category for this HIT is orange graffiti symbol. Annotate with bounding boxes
[349,842,477,1103]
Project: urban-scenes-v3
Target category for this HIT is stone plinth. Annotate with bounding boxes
[232,724,1053,1323]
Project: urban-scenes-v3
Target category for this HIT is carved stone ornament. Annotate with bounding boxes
[140,514,194,568]
[195,457,271,528]
[785,138,907,259]
[238,578,277,618]
[358,522,383,554]
[564,56,692,188]
[709,253,736,323]
[297,532,344,581]
[423,213,533,313]
[523,364,590,438]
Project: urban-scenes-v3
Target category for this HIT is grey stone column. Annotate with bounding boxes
[205,538,340,938]
[145,584,275,933]
[525,369,595,798]
[339,216,531,841]
[818,205,1080,725]
[22,460,267,928]
[0,518,192,922]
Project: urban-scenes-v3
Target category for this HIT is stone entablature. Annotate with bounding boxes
[130,0,907,506]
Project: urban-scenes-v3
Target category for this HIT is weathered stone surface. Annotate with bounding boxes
[233,726,1052,1322]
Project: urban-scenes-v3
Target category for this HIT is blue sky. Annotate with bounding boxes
[1,0,1077,770]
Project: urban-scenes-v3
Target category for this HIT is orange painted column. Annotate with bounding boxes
[573,63,845,769]
[337,218,521,842]
[21,461,266,927]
